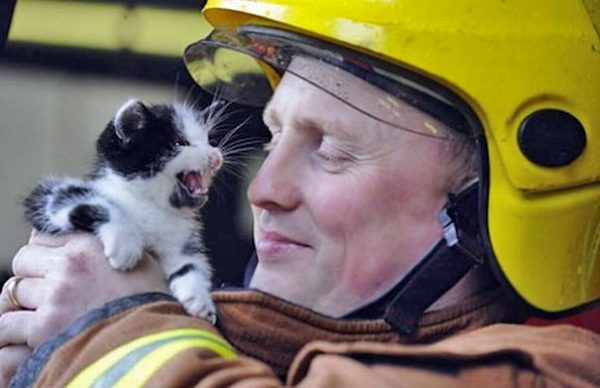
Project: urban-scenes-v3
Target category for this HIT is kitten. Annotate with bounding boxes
[23,99,223,322]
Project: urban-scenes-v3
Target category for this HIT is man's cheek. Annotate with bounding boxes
[318,182,403,230]
[314,193,370,233]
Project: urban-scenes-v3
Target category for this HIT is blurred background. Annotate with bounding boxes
[0,0,268,287]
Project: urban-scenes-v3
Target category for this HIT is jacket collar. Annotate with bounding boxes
[213,288,519,377]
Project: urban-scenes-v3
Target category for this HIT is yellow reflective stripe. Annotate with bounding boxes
[114,337,236,388]
[67,329,236,388]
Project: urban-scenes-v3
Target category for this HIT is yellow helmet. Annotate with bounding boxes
[185,0,600,317]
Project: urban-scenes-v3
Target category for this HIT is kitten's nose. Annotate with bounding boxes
[209,150,223,172]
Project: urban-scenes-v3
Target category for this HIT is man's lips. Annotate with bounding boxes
[256,231,311,259]
[260,231,309,246]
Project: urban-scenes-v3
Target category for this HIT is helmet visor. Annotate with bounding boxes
[184,26,474,140]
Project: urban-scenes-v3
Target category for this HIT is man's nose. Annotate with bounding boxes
[247,140,302,212]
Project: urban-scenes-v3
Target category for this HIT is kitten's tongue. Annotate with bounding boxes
[183,171,208,196]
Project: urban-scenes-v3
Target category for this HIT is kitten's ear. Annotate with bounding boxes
[113,99,153,145]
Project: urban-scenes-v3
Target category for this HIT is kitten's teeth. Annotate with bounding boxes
[196,188,209,195]
[200,172,213,195]
[183,171,205,194]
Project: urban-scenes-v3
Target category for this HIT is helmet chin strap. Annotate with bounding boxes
[384,181,485,335]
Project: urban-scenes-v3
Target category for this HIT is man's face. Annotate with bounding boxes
[247,58,457,317]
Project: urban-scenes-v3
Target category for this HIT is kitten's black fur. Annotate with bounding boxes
[24,99,223,321]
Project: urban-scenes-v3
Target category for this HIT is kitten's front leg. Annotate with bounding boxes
[97,207,145,270]
[168,259,216,323]
[158,242,216,322]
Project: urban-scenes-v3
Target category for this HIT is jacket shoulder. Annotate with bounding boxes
[287,324,600,387]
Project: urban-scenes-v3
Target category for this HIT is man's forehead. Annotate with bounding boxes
[286,56,379,99]
[266,56,382,123]
[263,94,358,140]
[265,56,443,141]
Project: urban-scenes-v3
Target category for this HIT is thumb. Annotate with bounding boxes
[28,229,69,247]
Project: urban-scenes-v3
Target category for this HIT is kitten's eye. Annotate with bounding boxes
[208,133,219,147]
[174,139,190,147]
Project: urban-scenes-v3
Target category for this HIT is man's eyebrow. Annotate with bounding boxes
[300,116,358,141]
[263,103,358,141]
[291,116,320,132]
[263,104,323,134]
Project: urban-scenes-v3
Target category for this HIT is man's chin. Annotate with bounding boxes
[249,265,315,305]
[249,273,349,318]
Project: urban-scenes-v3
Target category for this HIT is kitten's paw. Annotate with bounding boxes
[182,294,217,324]
[170,276,216,323]
[100,227,144,271]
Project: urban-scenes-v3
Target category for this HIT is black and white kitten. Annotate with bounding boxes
[24,99,223,322]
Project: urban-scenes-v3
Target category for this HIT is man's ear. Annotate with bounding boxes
[113,99,152,145]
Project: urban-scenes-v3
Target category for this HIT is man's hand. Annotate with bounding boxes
[0,345,31,388]
[0,280,32,388]
[0,231,168,386]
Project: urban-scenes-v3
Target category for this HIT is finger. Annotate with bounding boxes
[61,232,104,252]
[29,229,69,247]
[11,244,61,277]
[0,345,32,387]
[0,310,33,347]
[15,233,106,279]
[0,279,28,315]
[0,281,16,315]
[1,278,47,311]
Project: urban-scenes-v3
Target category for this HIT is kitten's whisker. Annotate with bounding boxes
[220,138,265,152]
[222,150,263,161]
[221,166,253,181]
[207,110,243,133]
[222,149,266,162]
[207,118,241,141]
[221,158,252,170]
[213,174,235,195]
[203,91,227,120]
[211,102,236,119]
[206,103,238,133]
[223,158,265,168]
[219,158,256,178]
[222,141,263,151]
[220,136,265,147]
[223,156,259,166]
[221,142,265,157]
[183,84,196,109]
[217,118,253,150]
[173,72,181,102]
[222,164,259,176]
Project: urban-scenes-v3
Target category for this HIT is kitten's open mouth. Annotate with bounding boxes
[176,170,211,198]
